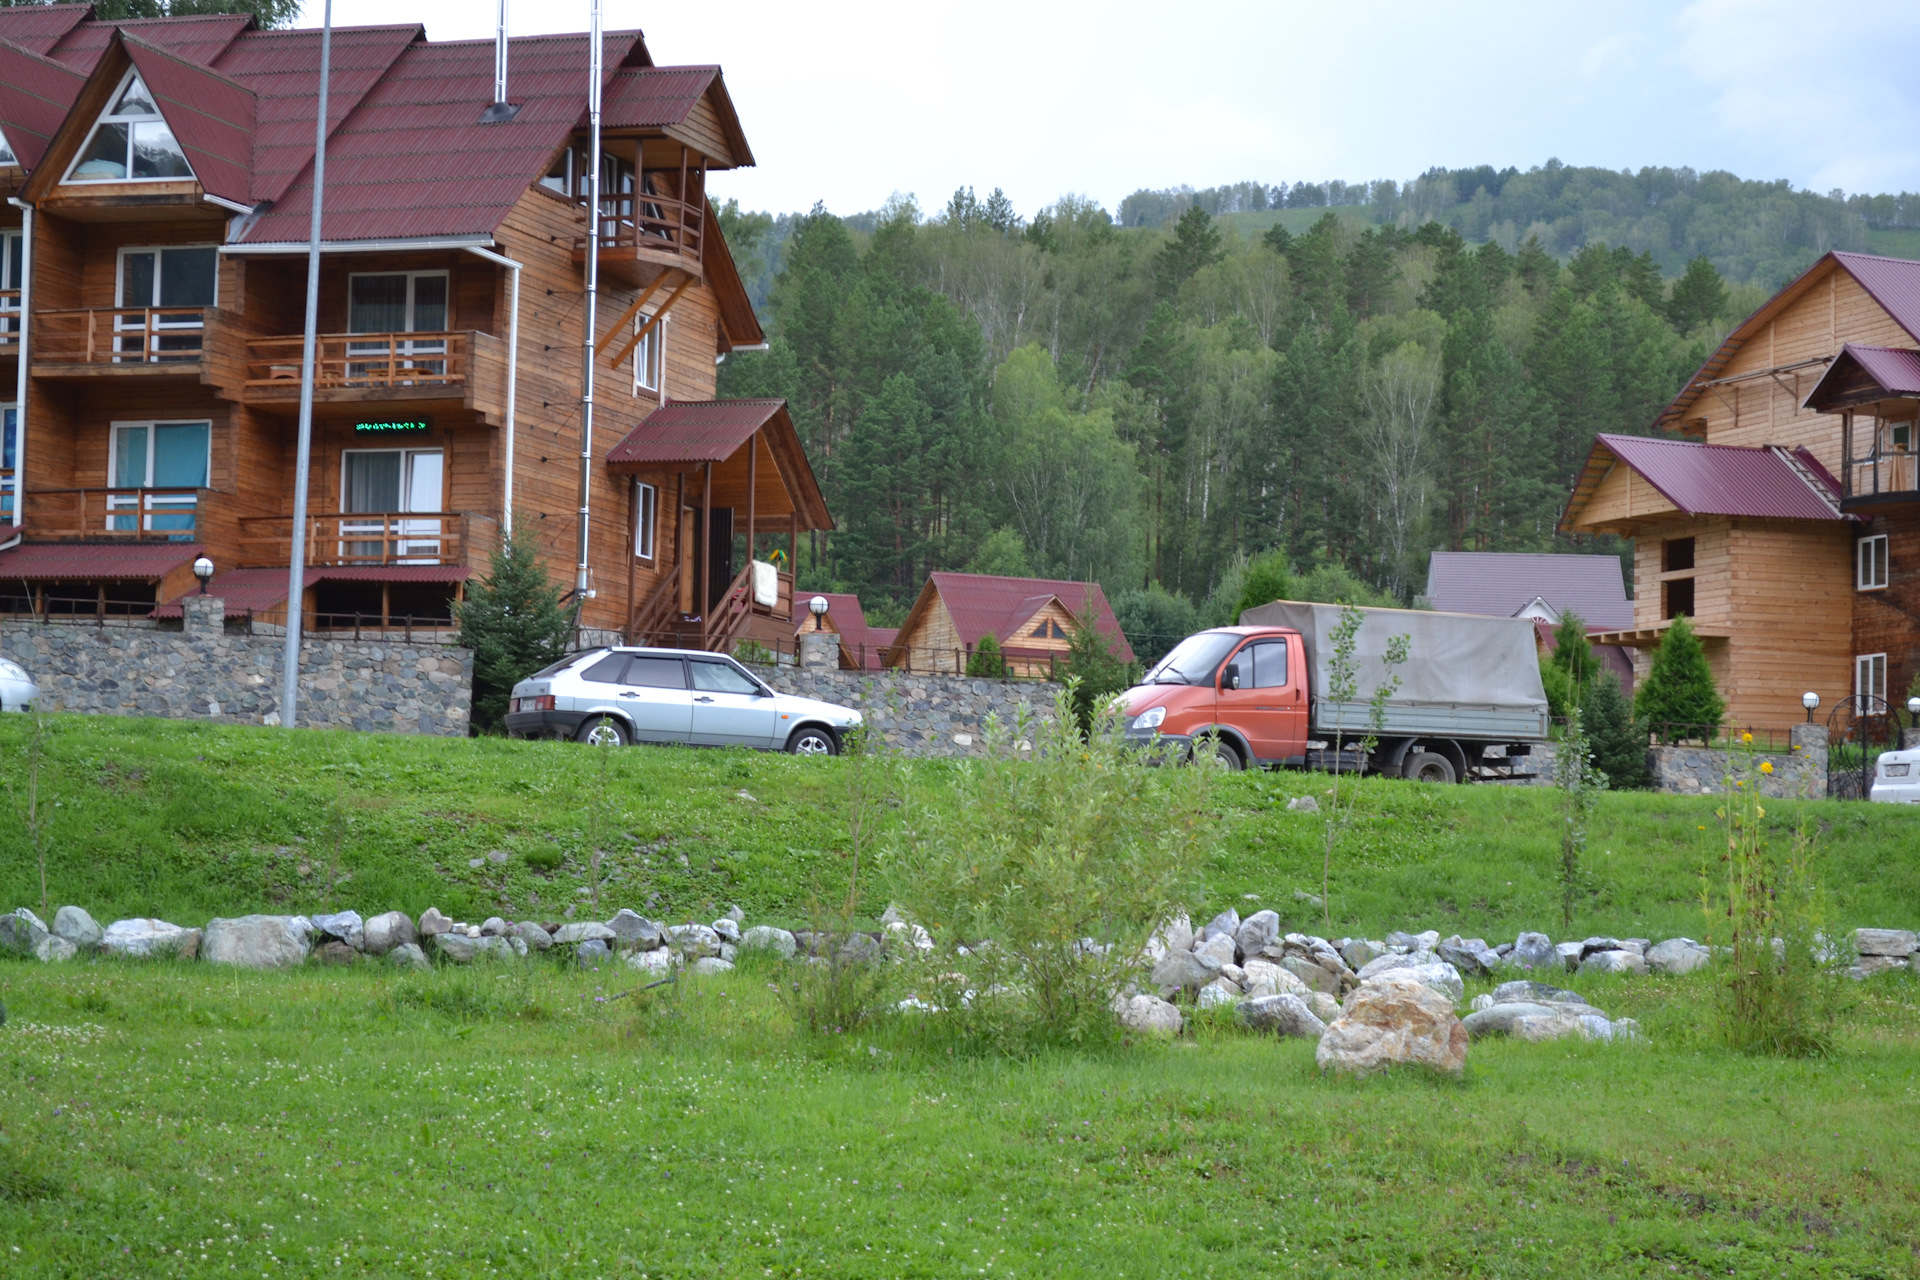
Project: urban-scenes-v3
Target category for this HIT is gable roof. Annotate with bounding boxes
[0,37,87,171]
[894,572,1135,664]
[605,399,832,530]
[1425,551,1632,631]
[600,65,753,167]
[1560,432,1849,532]
[0,4,91,58]
[1802,342,1920,412]
[1656,251,1920,433]
[123,33,253,204]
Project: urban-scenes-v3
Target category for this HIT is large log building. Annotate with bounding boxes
[1561,251,1920,730]
[0,6,826,651]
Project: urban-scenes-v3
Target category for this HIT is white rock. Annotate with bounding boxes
[0,907,48,956]
[1854,928,1919,958]
[479,916,508,938]
[1193,932,1237,969]
[1150,912,1194,958]
[1150,948,1221,993]
[1237,993,1326,1037]
[310,910,365,950]
[361,911,416,956]
[1555,941,1585,970]
[1198,908,1241,944]
[1578,949,1649,977]
[712,918,743,943]
[388,942,430,971]
[552,922,618,946]
[100,918,197,959]
[1645,937,1711,975]
[33,934,78,963]
[511,921,554,951]
[1363,961,1463,1004]
[740,925,797,958]
[1307,992,1342,1023]
[885,920,933,952]
[689,956,734,976]
[52,906,104,950]
[1240,958,1311,998]
[1316,973,1468,1077]
[1285,795,1320,813]
[416,907,453,938]
[627,947,676,974]
[1234,910,1281,958]
[1115,993,1183,1036]
[202,916,315,969]
[1470,993,1494,1013]
[1197,978,1241,1009]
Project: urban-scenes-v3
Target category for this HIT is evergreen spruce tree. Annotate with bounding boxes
[455,532,573,734]
[1549,610,1598,705]
[1062,598,1133,733]
[1634,614,1726,742]
[965,633,1007,678]
[1584,670,1649,789]
[1666,254,1730,333]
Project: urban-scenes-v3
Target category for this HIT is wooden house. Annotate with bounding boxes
[791,591,894,670]
[1560,251,1920,729]
[884,572,1134,677]
[0,8,826,651]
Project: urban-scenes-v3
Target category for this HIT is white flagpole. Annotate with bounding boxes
[281,0,333,728]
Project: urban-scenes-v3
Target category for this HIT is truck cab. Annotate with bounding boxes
[1119,626,1308,770]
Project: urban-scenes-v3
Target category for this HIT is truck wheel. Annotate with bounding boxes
[1403,751,1456,784]
[1205,739,1244,771]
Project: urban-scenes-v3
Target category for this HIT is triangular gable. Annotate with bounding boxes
[0,4,92,59]
[1802,342,1920,412]
[44,13,254,74]
[0,36,87,172]
[597,65,753,169]
[62,64,198,184]
[704,199,764,348]
[1561,433,1848,533]
[1003,593,1069,645]
[123,33,252,204]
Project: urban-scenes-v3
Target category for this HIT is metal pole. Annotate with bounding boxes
[575,0,602,603]
[281,0,333,729]
[493,0,509,105]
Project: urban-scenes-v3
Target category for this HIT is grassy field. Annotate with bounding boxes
[1,715,1915,943]
[4,716,1920,1276]
[2,959,1918,1277]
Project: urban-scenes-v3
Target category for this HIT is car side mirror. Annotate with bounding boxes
[1222,663,1241,691]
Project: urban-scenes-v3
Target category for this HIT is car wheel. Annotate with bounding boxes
[1403,750,1457,784]
[576,716,630,748]
[1192,736,1243,771]
[787,726,839,757]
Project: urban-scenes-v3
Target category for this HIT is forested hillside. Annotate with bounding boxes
[715,161,1920,632]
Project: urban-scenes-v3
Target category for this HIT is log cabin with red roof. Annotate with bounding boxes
[1561,250,1920,731]
[0,5,827,651]
[885,572,1134,677]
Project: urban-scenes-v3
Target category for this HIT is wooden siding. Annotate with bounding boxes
[1578,460,1681,533]
[897,596,963,672]
[1851,507,1920,706]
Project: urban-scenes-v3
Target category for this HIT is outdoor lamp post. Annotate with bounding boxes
[1802,691,1820,722]
[808,595,829,631]
[1908,696,1920,718]
[192,556,215,595]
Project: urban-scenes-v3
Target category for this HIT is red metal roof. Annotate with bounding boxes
[1593,433,1846,521]
[1802,343,1920,410]
[1425,551,1632,631]
[0,5,93,58]
[238,30,647,245]
[601,65,718,129]
[0,540,203,581]
[1830,252,1920,344]
[0,37,87,171]
[915,572,1135,664]
[44,13,253,73]
[149,564,470,618]
[606,398,785,466]
[124,33,254,205]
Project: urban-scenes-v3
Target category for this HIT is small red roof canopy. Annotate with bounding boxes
[1802,343,1920,412]
[606,399,832,530]
[1561,433,1849,532]
[0,540,205,580]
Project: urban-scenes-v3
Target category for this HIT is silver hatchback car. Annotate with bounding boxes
[504,647,862,755]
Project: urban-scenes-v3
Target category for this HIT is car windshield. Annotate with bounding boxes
[1142,631,1240,685]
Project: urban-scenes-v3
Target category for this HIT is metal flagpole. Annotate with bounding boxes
[575,0,602,608]
[281,0,333,728]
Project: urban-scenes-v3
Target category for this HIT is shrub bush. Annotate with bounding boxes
[455,530,573,733]
[1584,670,1650,789]
[965,634,1007,677]
[1635,614,1725,742]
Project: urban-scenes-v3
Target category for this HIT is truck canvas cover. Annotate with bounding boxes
[1241,600,1549,740]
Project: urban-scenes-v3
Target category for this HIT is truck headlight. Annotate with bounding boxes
[1134,705,1166,731]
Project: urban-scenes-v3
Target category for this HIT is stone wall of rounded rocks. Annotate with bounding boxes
[0,598,472,736]
[753,666,1060,758]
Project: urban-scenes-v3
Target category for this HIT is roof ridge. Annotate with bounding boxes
[1769,444,1846,518]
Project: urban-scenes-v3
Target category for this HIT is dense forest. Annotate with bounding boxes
[714,162,1910,639]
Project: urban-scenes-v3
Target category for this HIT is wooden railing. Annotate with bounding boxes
[575,191,703,267]
[27,486,205,538]
[34,307,211,364]
[243,332,469,389]
[1847,452,1919,500]
[236,511,468,568]
[703,561,792,650]
[627,562,683,645]
[0,290,18,347]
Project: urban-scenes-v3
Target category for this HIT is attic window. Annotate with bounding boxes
[67,71,192,182]
[1030,619,1069,639]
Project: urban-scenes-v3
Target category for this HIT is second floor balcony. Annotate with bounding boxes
[572,189,705,289]
[239,331,509,422]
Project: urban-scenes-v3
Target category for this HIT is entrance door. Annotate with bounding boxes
[107,420,209,534]
[340,448,443,563]
[117,246,215,360]
[1217,637,1306,763]
[687,657,778,746]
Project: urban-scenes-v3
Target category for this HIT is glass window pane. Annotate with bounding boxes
[635,482,655,558]
[158,247,216,307]
[74,123,129,180]
[404,450,442,513]
[1251,640,1288,688]
[626,656,685,689]
[114,426,148,487]
[130,122,191,179]
[151,422,208,488]
[4,234,18,290]
[348,275,408,334]
[409,275,447,332]
[3,407,16,470]
[121,252,156,306]
[343,451,402,513]
[113,74,158,116]
[580,655,631,684]
[690,660,758,694]
[0,128,15,168]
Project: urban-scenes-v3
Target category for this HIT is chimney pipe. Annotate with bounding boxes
[482,0,519,121]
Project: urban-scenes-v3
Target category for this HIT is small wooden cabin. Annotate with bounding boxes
[884,572,1134,677]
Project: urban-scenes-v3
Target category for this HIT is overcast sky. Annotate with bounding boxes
[302,0,1920,218]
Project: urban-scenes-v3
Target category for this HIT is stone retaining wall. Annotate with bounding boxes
[1649,724,1828,799]
[752,665,1059,757]
[1,595,472,736]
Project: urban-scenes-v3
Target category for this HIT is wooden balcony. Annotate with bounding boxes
[26,486,222,541]
[1842,451,1920,509]
[237,330,508,424]
[235,510,491,570]
[0,290,18,353]
[571,191,704,288]
[29,306,239,382]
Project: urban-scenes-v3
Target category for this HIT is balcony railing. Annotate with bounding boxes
[0,289,18,347]
[1845,451,1919,501]
[243,332,470,390]
[574,191,703,268]
[236,511,471,568]
[33,307,210,364]
[27,486,205,539]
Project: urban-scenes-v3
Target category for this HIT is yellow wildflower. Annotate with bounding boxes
[1741,731,1753,744]
[1760,760,1774,775]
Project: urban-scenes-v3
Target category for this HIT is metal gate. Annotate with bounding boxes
[1827,694,1895,799]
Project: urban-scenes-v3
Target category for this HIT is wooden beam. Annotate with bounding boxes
[700,460,712,624]
[595,272,670,353]
[745,429,757,569]
[604,271,694,371]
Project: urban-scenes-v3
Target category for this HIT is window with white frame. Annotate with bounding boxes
[107,420,210,533]
[631,311,665,394]
[0,126,16,168]
[1857,652,1888,702]
[67,71,192,182]
[634,480,657,560]
[0,231,20,342]
[1857,534,1890,590]
[340,448,445,563]
[347,272,449,379]
[116,245,216,357]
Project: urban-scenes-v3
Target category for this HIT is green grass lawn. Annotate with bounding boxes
[2,959,1918,1278]
[4,716,1920,1276]
[1,715,1915,943]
